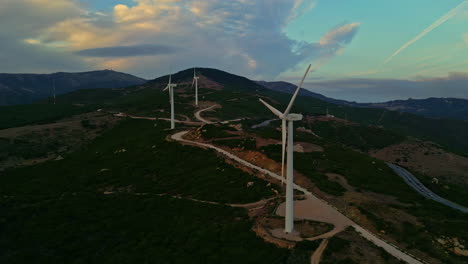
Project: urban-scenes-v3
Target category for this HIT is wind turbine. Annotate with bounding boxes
[51,77,56,105]
[191,68,199,106]
[259,64,311,234]
[163,74,177,129]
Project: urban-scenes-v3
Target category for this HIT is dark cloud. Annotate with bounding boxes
[76,44,179,57]
[0,37,87,74]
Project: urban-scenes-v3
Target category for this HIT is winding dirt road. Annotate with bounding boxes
[171,130,425,264]
[124,106,426,264]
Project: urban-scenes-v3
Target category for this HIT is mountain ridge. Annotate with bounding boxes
[0,70,146,105]
[256,80,468,121]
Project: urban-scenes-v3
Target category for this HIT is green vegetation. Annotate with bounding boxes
[358,206,397,233]
[285,240,322,264]
[321,228,406,264]
[400,201,468,262]
[201,123,237,139]
[1,119,276,203]
[0,104,91,129]
[308,121,405,151]
[0,118,294,263]
[213,137,256,150]
[0,136,59,161]
[316,106,468,157]
[408,169,468,208]
[261,144,346,196]
[1,194,290,264]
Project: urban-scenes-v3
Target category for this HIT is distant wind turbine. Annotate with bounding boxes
[52,77,56,105]
[163,74,177,129]
[191,68,200,107]
[259,64,312,234]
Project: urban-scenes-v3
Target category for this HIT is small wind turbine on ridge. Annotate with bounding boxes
[258,64,311,234]
[163,73,177,129]
[191,68,199,107]
[52,77,56,105]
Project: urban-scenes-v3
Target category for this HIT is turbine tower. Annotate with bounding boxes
[191,68,199,107]
[52,78,56,105]
[163,74,177,129]
[259,64,311,234]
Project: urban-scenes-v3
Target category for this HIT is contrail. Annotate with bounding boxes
[384,0,468,64]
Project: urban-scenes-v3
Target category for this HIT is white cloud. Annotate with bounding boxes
[319,23,361,46]
[0,0,360,79]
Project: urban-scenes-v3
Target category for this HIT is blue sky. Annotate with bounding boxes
[0,0,467,102]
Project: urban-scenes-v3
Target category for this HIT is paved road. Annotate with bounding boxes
[172,131,425,264]
[387,163,468,213]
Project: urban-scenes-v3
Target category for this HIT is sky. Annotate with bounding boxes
[0,0,467,102]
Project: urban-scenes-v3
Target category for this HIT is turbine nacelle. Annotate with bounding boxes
[285,113,303,121]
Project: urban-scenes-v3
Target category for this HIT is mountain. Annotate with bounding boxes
[0,70,146,105]
[256,80,468,121]
[361,97,468,121]
[255,80,352,105]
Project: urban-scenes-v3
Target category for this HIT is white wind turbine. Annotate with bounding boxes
[163,74,177,129]
[259,64,311,234]
[191,68,200,107]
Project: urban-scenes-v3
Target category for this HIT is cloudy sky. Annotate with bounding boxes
[1,0,467,102]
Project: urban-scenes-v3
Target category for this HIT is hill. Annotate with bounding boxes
[255,80,351,105]
[0,70,146,105]
[256,81,468,121]
[362,97,468,121]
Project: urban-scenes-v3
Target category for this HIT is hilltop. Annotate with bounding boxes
[0,70,146,105]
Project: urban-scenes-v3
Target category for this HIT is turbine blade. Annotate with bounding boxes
[163,85,169,91]
[259,99,283,117]
[284,64,312,115]
[281,119,287,184]
[191,78,195,89]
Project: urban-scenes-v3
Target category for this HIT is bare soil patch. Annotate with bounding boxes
[370,140,468,186]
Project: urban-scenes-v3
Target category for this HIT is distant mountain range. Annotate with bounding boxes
[256,81,468,121]
[2,69,467,122]
[0,70,146,105]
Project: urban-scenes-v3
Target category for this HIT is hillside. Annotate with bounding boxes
[255,80,351,105]
[1,67,468,264]
[362,97,468,121]
[0,70,146,105]
[257,81,468,121]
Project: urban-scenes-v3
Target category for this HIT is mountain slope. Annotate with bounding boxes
[362,97,468,121]
[0,70,146,105]
[256,81,468,121]
[255,80,351,105]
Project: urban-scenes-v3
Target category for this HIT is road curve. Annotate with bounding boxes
[194,105,245,125]
[387,163,468,213]
[194,105,217,124]
[171,131,425,264]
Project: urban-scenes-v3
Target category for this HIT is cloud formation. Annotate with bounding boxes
[76,44,178,57]
[0,0,360,79]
